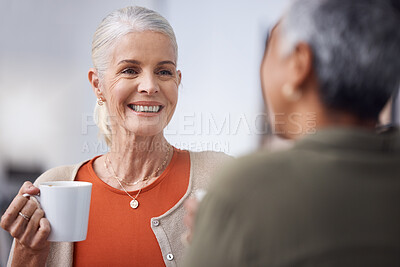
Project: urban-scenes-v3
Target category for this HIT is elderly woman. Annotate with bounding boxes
[184,0,400,266]
[0,6,230,266]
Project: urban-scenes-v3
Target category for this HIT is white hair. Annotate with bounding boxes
[279,0,400,119]
[91,6,178,146]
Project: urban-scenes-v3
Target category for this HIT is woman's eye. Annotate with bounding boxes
[121,68,138,75]
[158,70,173,76]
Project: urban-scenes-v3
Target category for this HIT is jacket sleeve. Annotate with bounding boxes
[182,185,250,267]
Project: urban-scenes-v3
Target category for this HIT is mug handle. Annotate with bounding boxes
[22,193,41,206]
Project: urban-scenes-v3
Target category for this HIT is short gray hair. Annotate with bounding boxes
[92,6,178,146]
[280,0,400,120]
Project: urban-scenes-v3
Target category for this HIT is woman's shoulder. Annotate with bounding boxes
[33,160,90,186]
[189,150,233,164]
[187,150,234,185]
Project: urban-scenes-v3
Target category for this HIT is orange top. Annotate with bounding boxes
[73,148,190,267]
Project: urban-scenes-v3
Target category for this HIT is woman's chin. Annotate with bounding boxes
[125,125,165,138]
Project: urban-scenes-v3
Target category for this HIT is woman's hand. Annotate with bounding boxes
[0,181,51,265]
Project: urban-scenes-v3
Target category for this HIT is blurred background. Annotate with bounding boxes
[0,0,398,265]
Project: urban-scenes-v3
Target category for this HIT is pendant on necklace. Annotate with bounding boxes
[130,199,139,209]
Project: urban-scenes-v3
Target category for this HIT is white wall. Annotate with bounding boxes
[164,0,288,156]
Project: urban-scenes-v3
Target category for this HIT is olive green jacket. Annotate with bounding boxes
[185,127,400,267]
[8,151,231,267]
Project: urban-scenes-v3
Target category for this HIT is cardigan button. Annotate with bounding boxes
[166,253,174,261]
[152,220,160,227]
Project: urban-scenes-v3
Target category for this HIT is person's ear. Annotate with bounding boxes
[88,68,103,99]
[286,42,313,93]
[177,70,182,86]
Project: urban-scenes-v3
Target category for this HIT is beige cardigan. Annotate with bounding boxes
[8,151,231,267]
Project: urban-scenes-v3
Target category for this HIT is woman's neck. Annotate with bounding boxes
[104,132,172,185]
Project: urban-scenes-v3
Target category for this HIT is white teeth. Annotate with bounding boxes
[131,105,161,113]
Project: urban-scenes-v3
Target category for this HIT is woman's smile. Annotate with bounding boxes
[127,101,165,117]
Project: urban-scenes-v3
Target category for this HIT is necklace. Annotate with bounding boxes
[105,145,170,186]
[104,145,171,209]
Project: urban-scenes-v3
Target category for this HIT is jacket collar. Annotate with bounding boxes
[294,126,400,153]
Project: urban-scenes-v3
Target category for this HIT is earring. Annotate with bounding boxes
[97,98,104,106]
[282,84,302,102]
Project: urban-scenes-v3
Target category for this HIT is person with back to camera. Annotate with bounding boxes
[0,6,231,267]
[184,0,400,266]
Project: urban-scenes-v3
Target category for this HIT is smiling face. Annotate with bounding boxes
[94,31,181,138]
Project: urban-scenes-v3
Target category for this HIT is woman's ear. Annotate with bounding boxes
[177,70,182,86]
[88,68,102,98]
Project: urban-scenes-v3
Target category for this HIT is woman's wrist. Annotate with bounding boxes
[12,240,50,267]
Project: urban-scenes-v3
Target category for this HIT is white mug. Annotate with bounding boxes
[23,181,92,242]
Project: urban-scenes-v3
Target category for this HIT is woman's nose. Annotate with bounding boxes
[137,73,159,95]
